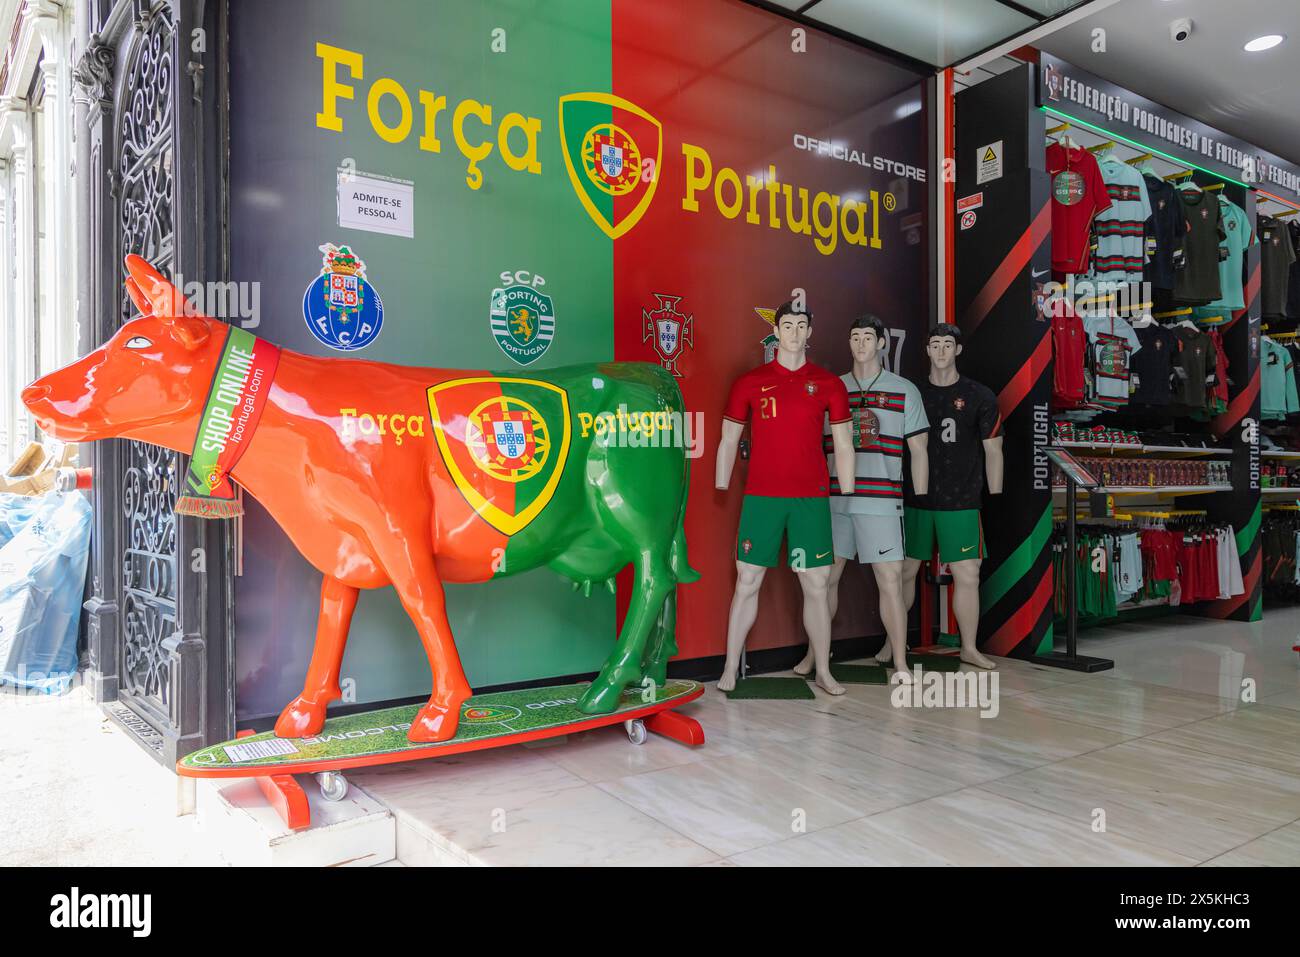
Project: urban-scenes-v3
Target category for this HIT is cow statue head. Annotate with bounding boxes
[21,255,227,450]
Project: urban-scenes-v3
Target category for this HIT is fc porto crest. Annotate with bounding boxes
[302,243,384,351]
[490,270,556,366]
[427,377,572,536]
[642,294,694,376]
[558,93,662,239]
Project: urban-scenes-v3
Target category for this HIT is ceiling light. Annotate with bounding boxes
[1244,34,1285,52]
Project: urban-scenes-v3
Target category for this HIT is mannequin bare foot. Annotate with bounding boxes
[960,648,996,669]
[814,673,846,696]
[891,662,914,683]
[874,645,892,664]
[792,651,815,676]
[717,669,738,693]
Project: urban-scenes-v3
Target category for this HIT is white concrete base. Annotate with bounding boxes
[195,776,396,867]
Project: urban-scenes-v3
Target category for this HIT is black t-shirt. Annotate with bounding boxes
[1174,188,1223,305]
[1130,324,1177,406]
[1170,326,1211,410]
[1260,216,1298,318]
[1143,176,1183,291]
[1286,221,1300,320]
[912,376,1000,510]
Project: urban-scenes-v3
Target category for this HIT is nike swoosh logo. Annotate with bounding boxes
[961,546,975,552]
[762,385,778,392]
[878,548,892,555]
[1031,268,1049,279]
[816,551,830,558]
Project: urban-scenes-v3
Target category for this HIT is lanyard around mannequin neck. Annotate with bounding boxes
[851,365,883,402]
[175,327,280,519]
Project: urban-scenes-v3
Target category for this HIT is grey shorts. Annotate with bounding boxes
[830,511,906,563]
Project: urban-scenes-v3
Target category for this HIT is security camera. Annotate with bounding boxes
[1170,18,1193,42]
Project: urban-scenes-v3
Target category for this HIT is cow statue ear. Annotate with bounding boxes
[172,316,211,351]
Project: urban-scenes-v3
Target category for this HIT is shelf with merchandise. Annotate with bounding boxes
[1262,487,1300,495]
[1053,485,1232,496]
[1053,441,1229,457]
[1261,450,1300,459]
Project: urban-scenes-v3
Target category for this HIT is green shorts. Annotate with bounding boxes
[904,507,985,563]
[737,495,834,569]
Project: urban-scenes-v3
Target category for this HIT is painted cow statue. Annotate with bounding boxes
[22,256,697,742]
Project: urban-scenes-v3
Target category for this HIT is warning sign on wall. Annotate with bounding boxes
[976,140,1003,185]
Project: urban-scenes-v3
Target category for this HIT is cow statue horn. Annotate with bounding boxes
[124,253,196,319]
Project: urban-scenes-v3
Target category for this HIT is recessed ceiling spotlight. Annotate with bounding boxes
[1245,34,1285,52]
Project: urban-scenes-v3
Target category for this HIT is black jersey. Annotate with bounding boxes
[913,376,1001,510]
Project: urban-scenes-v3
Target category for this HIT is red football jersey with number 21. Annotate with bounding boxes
[724,359,851,497]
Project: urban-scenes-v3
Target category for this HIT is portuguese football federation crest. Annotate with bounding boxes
[754,306,779,362]
[558,92,662,239]
[642,294,693,376]
[302,243,384,351]
[427,377,572,536]
[490,278,556,366]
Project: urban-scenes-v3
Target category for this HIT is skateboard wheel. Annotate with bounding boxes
[624,718,647,746]
[316,771,349,802]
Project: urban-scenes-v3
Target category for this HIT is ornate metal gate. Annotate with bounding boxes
[74,0,231,765]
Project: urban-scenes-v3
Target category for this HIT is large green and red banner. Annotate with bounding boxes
[228,0,929,718]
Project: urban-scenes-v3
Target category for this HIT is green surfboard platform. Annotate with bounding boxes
[179,679,702,775]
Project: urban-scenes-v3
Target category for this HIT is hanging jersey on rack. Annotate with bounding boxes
[1286,219,1300,320]
[1260,336,1300,419]
[1082,314,1141,409]
[1047,142,1112,275]
[1090,155,1152,289]
[1170,325,1213,411]
[1129,323,1178,406]
[1174,187,1224,306]
[1051,298,1087,408]
[1260,216,1298,319]
[1143,175,1184,292]
[1195,196,1254,317]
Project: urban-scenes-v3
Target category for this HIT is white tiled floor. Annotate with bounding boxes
[351,612,1300,866]
[5,612,1300,866]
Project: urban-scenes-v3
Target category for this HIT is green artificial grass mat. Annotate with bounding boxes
[724,676,817,700]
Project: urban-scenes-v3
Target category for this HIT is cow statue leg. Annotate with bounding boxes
[275,575,359,737]
[640,589,678,689]
[380,549,474,743]
[579,553,673,714]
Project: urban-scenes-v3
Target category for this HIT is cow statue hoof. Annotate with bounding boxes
[407,700,461,743]
[274,694,334,738]
[578,673,632,715]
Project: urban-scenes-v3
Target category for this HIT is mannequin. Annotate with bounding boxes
[716,300,856,696]
[793,315,928,679]
[894,324,1003,670]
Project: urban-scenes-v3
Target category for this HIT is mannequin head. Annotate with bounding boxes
[848,314,887,366]
[773,300,813,357]
[926,324,963,373]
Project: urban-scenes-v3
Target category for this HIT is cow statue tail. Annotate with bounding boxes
[670,456,700,584]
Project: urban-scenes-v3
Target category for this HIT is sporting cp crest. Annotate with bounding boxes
[427,377,572,536]
[558,92,662,240]
[490,277,556,366]
[302,243,384,351]
[642,294,694,376]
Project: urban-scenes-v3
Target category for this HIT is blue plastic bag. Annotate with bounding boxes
[0,492,92,694]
